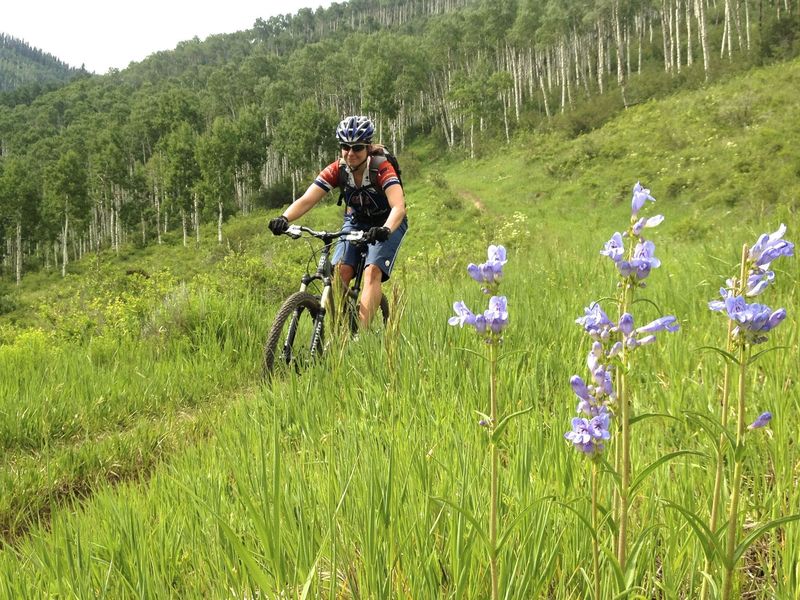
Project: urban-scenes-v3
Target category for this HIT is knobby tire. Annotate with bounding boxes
[263,291,324,378]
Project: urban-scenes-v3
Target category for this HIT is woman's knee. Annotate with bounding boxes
[364,264,384,285]
[338,264,355,284]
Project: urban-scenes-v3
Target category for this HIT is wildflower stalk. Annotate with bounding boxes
[701,247,745,599]
[568,182,678,593]
[617,367,630,569]
[489,340,500,600]
[448,245,509,600]
[721,338,749,600]
[719,247,752,600]
[591,460,601,600]
[615,239,634,569]
[703,227,793,597]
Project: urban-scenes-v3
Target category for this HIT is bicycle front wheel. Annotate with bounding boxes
[263,291,325,378]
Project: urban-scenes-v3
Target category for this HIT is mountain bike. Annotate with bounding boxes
[263,224,390,377]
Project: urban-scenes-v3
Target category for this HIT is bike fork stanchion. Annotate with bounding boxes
[282,309,302,363]
[310,307,325,353]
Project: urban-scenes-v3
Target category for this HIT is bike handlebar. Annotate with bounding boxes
[284,224,366,243]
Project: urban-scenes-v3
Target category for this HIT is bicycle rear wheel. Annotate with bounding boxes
[263,291,325,378]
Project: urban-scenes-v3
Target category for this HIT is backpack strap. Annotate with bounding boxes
[336,158,347,206]
[368,154,387,183]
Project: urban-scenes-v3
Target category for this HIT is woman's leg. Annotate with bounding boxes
[359,264,384,329]
[338,263,355,287]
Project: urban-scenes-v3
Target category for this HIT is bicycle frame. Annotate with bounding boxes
[287,224,368,330]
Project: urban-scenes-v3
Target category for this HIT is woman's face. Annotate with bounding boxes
[340,143,368,169]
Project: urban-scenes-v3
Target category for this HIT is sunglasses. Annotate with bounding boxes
[340,143,367,152]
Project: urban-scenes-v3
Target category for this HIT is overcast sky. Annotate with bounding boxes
[3,0,336,74]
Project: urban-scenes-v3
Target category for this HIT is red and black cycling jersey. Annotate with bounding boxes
[314,156,401,224]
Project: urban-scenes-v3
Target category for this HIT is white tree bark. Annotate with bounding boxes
[62,209,69,278]
[194,192,200,244]
[218,201,223,243]
[15,220,22,285]
[181,208,187,247]
[695,0,710,79]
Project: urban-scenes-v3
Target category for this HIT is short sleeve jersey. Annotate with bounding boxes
[313,155,400,222]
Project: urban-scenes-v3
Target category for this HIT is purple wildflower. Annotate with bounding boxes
[631,182,656,217]
[484,296,509,334]
[601,233,625,262]
[448,301,476,328]
[709,288,732,312]
[570,375,592,402]
[467,244,508,288]
[749,224,794,268]
[632,215,665,236]
[745,269,775,297]
[748,411,773,430]
[576,304,614,338]
[565,409,611,455]
[722,296,787,344]
[635,316,680,334]
[618,313,634,336]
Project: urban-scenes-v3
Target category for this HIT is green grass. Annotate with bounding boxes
[0,58,799,598]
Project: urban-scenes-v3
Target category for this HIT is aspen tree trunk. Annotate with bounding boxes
[194,192,200,245]
[502,93,510,143]
[686,0,693,66]
[116,189,122,254]
[559,44,566,112]
[638,14,643,74]
[571,31,581,91]
[695,0,711,78]
[15,220,22,285]
[110,205,116,253]
[90,205,97,251]
[141,214,146,245]
[470,119,475,160]
[155,193,162,245]
[662,0,673,71]
[613,0,628,106]
[722,0,733,59]
[626,23,631,78]
[744,0,751,51]
[597,20,605,95]
[539,72,551,118]
[732,0,744,51]
[218,201,223,243]
[182,208,188,247]
[62,209,69,278]
[675,0,682,71]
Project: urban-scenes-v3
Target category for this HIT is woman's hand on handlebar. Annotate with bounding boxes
[268,215,289,235]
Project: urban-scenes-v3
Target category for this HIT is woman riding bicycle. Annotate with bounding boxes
[268,115,408,329]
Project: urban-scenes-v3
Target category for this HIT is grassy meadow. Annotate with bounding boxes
[1,59,799,598]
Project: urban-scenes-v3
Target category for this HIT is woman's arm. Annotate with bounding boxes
[282,183,328,222]
[382,184,407,232]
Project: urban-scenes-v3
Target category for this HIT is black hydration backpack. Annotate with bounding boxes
[336,148,403,209]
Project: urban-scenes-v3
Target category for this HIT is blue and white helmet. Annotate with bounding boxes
[335,115,374,144]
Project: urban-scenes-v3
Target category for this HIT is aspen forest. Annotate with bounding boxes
[1,0,798,285]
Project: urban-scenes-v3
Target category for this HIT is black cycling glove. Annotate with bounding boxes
[268,215,289,235]
[365,226,391,244]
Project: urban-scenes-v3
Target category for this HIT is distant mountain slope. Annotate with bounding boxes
[0,33,83,93]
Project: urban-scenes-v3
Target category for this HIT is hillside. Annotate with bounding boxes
[0,33,83,98]
[2,0,799,289]
[2,53,800,325]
